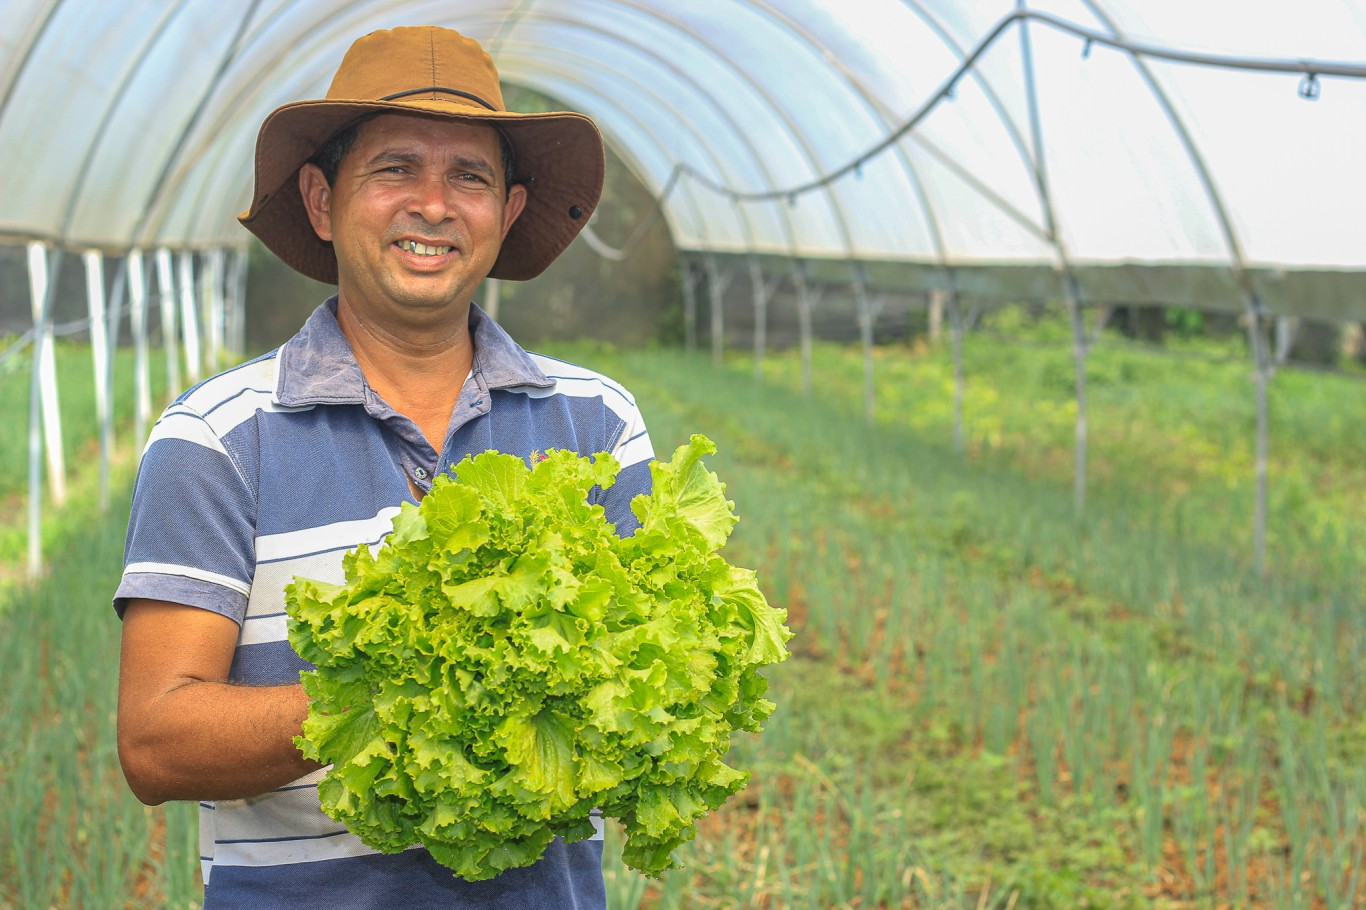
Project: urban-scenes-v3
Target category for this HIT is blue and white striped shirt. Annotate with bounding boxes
[115,299,653,909]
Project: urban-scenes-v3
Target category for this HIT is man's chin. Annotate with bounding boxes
[382,277,479,312]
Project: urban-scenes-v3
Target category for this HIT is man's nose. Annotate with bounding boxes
[407,174,453,224]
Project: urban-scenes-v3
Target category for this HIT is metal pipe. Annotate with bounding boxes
[54,2,185,242]
[25,241,60,577]
[83,250,111,510]
[155,248,181,398]
[488,52,727,265]
[1065,277,1090,516]
[946,291,968,455]
[178,250,201,382]
[1244,298,1272,574]
[1076,0,1269,568]
[1019,3,1089,516]
[682,4,1365,204]
[749,256,778,382]
[595,0,857,259]
[792,259,820,395]
[852,263,881,423]
[127,249,151,446]
[499,25,778,249]
[27,243,66,508]
[0,0,62,132]
[681,255,698,353]
[103,255,128,478]
[704,253,731,368]
[207,249,226,372]
[128,0,265,246]
[230,247,249,356]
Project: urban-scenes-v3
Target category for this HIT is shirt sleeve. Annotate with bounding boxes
[114,400,258,623]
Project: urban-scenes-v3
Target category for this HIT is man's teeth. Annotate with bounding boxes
[399,240,452,256]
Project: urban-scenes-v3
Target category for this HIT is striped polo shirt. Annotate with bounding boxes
[115,299,653,909]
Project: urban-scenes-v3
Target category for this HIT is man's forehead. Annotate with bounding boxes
[351,113,502,158]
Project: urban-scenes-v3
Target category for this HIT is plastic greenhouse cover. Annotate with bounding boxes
[1,0,1363,314]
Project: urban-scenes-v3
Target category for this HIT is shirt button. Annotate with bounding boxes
[414,467,428,480]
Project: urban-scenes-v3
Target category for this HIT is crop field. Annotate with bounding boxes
[2,319,1364,908]
[0,343,167,566]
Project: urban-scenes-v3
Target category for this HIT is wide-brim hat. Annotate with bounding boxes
[238,26,605,284]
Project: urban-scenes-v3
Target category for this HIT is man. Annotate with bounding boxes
[115,26,651,909]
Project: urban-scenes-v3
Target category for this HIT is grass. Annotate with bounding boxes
[0,470,201,909]
[740,308,1366,584]
[572,328,1366,908]
[0,339,198,908]
[5,319,1365,908]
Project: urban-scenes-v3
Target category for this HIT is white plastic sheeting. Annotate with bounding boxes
[1,0,1364,284]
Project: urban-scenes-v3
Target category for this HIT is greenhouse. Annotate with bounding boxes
[3,1,1365,907]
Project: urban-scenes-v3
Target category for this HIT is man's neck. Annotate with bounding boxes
[335,297,474,449]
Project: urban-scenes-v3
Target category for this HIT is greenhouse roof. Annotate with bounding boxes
[2,1,1364,299]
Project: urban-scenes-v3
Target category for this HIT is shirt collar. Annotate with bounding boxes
[275,297,553,407]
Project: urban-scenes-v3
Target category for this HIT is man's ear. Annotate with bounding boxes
[298,163,333,242]
[499,183,529,242]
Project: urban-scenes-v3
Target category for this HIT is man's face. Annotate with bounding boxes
[300,113,526,323]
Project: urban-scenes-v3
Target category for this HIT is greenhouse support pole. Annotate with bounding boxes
[128,250,152,447]
[202,250,221,371]
[749,256,778,382]
[852,263,885,424]
[484,277,500,322]
[178,250,201,383]
[107,254,128,350]
[24,246,39,576]
[83,251,112,510]
[791,259,821,395]
[1019,6,1087,516]
[704,253,732,368]
[228,248,248,356]
[680,255,698,353]
[27,242,66,508]
[1243,297,1272,573]
[155,248,181,400]
[1066,275,1089,516]
[928,290,944,344]
[207,248,226,368]
[942,289,968,455]
[25,243,62,577]
[1073,0,1272,563]
[103,256,129,469]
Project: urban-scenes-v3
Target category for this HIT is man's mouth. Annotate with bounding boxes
[396,240,454,257]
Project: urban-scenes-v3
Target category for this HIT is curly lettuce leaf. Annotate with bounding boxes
[285,435,791,881]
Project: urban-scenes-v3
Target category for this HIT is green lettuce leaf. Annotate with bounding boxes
[285,435,791,881]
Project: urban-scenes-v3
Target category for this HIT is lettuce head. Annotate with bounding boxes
[284,434,791,880]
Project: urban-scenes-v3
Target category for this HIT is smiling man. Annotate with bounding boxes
[114,26,651,909]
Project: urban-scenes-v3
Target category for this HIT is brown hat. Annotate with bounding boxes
[238,26,605,283]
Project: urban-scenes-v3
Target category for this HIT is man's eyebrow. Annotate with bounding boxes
[448,154,497,178]
[364,150,424,168]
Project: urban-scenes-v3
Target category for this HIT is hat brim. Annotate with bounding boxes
[238,97,605,283]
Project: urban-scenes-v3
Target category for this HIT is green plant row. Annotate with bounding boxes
[573,339,1365,909]
[6,326,1365,909]
[0,339,206,908]
[0,477,200,910]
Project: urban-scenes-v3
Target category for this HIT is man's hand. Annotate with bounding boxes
[117,599,323,805]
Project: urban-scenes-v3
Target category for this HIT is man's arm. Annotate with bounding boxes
[117,599,323,806]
